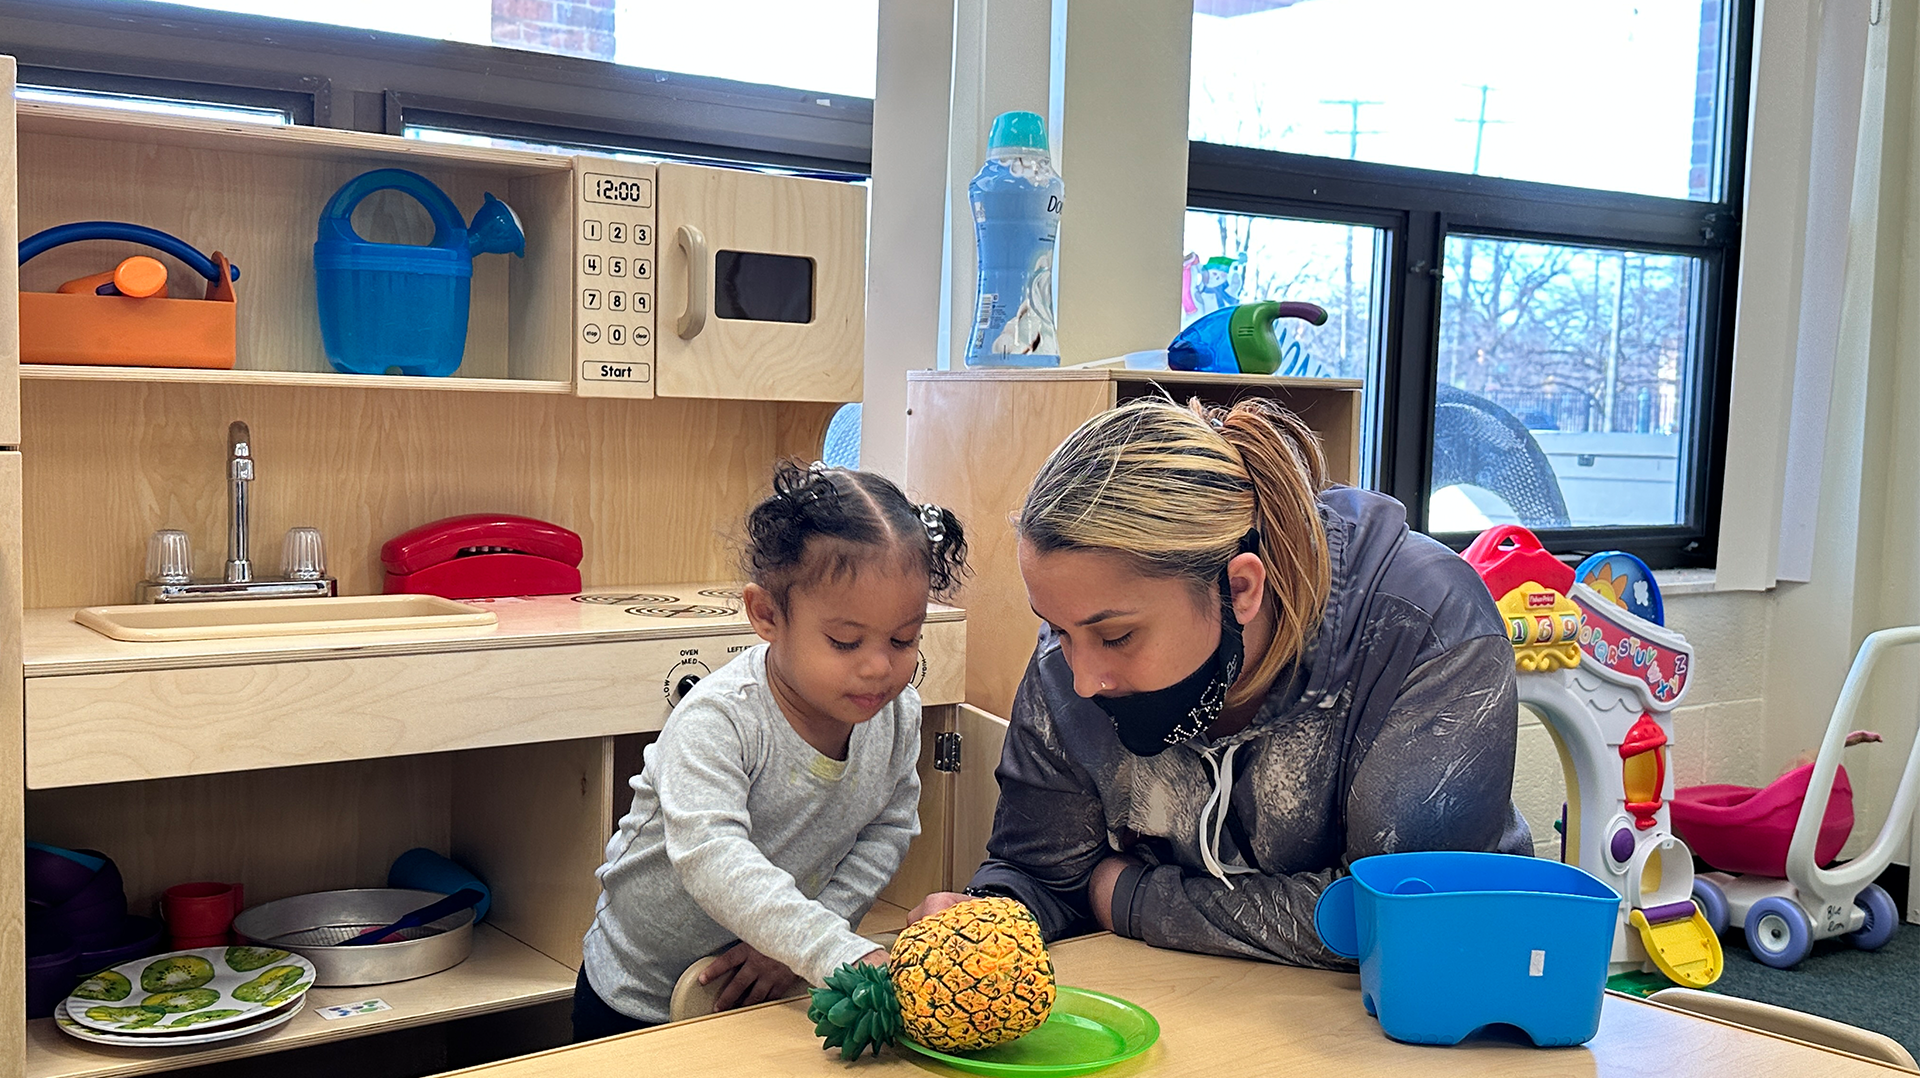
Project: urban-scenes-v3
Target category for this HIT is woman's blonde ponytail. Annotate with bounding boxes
[1200,399,1331,702]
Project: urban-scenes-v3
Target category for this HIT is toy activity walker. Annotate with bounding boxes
[1463,527,1724,989]
[1673,628,1920,969]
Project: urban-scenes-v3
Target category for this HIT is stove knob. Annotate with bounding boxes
[673,674,702,702]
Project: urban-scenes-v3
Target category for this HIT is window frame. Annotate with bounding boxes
[1184,0,1753,570]
[0,0,875,173]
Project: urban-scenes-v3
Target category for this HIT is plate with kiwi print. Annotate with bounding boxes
[53,998,307,1048]
[64,947,316,1034]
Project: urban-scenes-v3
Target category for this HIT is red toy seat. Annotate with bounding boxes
[1671,763,1853,878]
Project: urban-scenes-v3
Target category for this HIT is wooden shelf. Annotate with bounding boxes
[909,366,1365,391]
[18,103,573,175]
[24,925,574,1078]
[20,366,574,395]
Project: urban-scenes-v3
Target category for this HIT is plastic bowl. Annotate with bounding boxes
[76,914,165,974]
[25,846,102,907]
[26,924,80,1020]
[43,886,129,951]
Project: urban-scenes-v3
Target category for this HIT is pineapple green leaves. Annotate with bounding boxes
[808,962,903,1060]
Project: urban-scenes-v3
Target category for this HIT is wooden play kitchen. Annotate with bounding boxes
[0,51,983,1078]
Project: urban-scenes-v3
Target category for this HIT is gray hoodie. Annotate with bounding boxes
[969,487,1531,969]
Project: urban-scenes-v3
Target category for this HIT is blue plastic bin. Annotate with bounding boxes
[1314,851,1619,1047]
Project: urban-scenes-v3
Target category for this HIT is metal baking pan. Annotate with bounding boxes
[232,888,475,987]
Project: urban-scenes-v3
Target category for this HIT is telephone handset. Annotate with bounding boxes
[381,514,584,600]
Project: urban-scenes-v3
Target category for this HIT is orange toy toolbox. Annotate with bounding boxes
[19,221,239,369]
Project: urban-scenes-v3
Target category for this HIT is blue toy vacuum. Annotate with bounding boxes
[313,168,525,377]
[1168,300,1328,375]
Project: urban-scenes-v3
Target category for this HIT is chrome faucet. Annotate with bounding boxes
[135,420,339,603]
[227,420,254,584]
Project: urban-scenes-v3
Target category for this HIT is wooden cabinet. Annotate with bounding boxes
[905,366,1364,720]
[0,62,902,1078]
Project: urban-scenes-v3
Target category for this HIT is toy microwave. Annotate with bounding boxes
[566,161,866,403]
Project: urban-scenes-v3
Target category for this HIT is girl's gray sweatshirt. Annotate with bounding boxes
[970,486,1531,968]
[583,644,921,1023]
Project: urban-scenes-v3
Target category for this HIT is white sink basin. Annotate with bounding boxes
[74,594,498,642]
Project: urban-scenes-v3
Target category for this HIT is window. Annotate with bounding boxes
[0,1,875,173]
[1187,0,1749,568]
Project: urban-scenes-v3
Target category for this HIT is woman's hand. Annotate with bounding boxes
[702,942,802,1012]
[860,948,890,967]
[906,891,971,923]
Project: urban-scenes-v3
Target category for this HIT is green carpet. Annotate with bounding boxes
[1706,922,1920,1058]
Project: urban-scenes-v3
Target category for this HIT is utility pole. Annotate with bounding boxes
[1455,83,1509,176]
[1323,99,1379,372]
[1450,86,1507,390]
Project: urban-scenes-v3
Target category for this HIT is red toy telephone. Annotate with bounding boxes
[381,514,583,600]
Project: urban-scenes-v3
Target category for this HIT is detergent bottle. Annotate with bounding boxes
[963,111,1063,368]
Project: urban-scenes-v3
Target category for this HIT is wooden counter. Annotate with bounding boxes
[446,933,1908,1077]
[21,588,965,788]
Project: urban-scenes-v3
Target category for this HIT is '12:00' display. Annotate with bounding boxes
[584,173,652,207]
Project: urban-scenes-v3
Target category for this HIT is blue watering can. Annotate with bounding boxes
[314,168,525,377]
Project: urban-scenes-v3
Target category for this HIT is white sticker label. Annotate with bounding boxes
[1528,949,1546,977]
[318,999,392,1020]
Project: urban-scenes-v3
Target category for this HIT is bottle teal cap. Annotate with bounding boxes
[988,111,1049,154]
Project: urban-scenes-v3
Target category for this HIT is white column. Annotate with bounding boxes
[861,0,961,479]
[1050,0,1193,365]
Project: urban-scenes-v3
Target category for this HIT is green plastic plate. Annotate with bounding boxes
[894,986,1160,1077]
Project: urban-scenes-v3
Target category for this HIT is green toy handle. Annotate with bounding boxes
[1230,300,1329,375]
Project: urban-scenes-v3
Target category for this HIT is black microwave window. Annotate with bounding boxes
[713,250,814,324]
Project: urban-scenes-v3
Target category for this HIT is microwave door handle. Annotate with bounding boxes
[676,224,709,339]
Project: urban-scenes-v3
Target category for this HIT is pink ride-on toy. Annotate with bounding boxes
[1671,627,1920,969]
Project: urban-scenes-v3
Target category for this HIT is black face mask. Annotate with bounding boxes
[1090,535,1256,757]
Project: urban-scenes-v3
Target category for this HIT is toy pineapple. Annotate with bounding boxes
[810,896,1055,1059]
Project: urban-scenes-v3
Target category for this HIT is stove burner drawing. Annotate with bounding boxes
[698,588,743,600]
[624,605,737,619]
[574,593,681,605]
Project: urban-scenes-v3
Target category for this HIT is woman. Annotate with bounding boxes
[914,397,1530,968]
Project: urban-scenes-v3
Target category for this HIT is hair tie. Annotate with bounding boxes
[919,503,947,544]
[1208,415,1226,432]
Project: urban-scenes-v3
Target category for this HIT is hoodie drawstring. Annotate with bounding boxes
[1197,742,1260,889]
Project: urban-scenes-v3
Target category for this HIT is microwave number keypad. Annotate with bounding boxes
[577,165,657,396]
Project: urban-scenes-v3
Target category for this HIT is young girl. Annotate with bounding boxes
[574,462,968,1041]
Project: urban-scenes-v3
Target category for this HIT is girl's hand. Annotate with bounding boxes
[906,891,970,923]
[701,942,803,1012]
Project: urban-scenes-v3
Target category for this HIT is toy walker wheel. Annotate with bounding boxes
[1849,884,1899,952]
[1745,897,1814,969]
[1691,877,1729,936]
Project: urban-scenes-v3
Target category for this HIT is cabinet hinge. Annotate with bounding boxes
[934,731,962,773]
